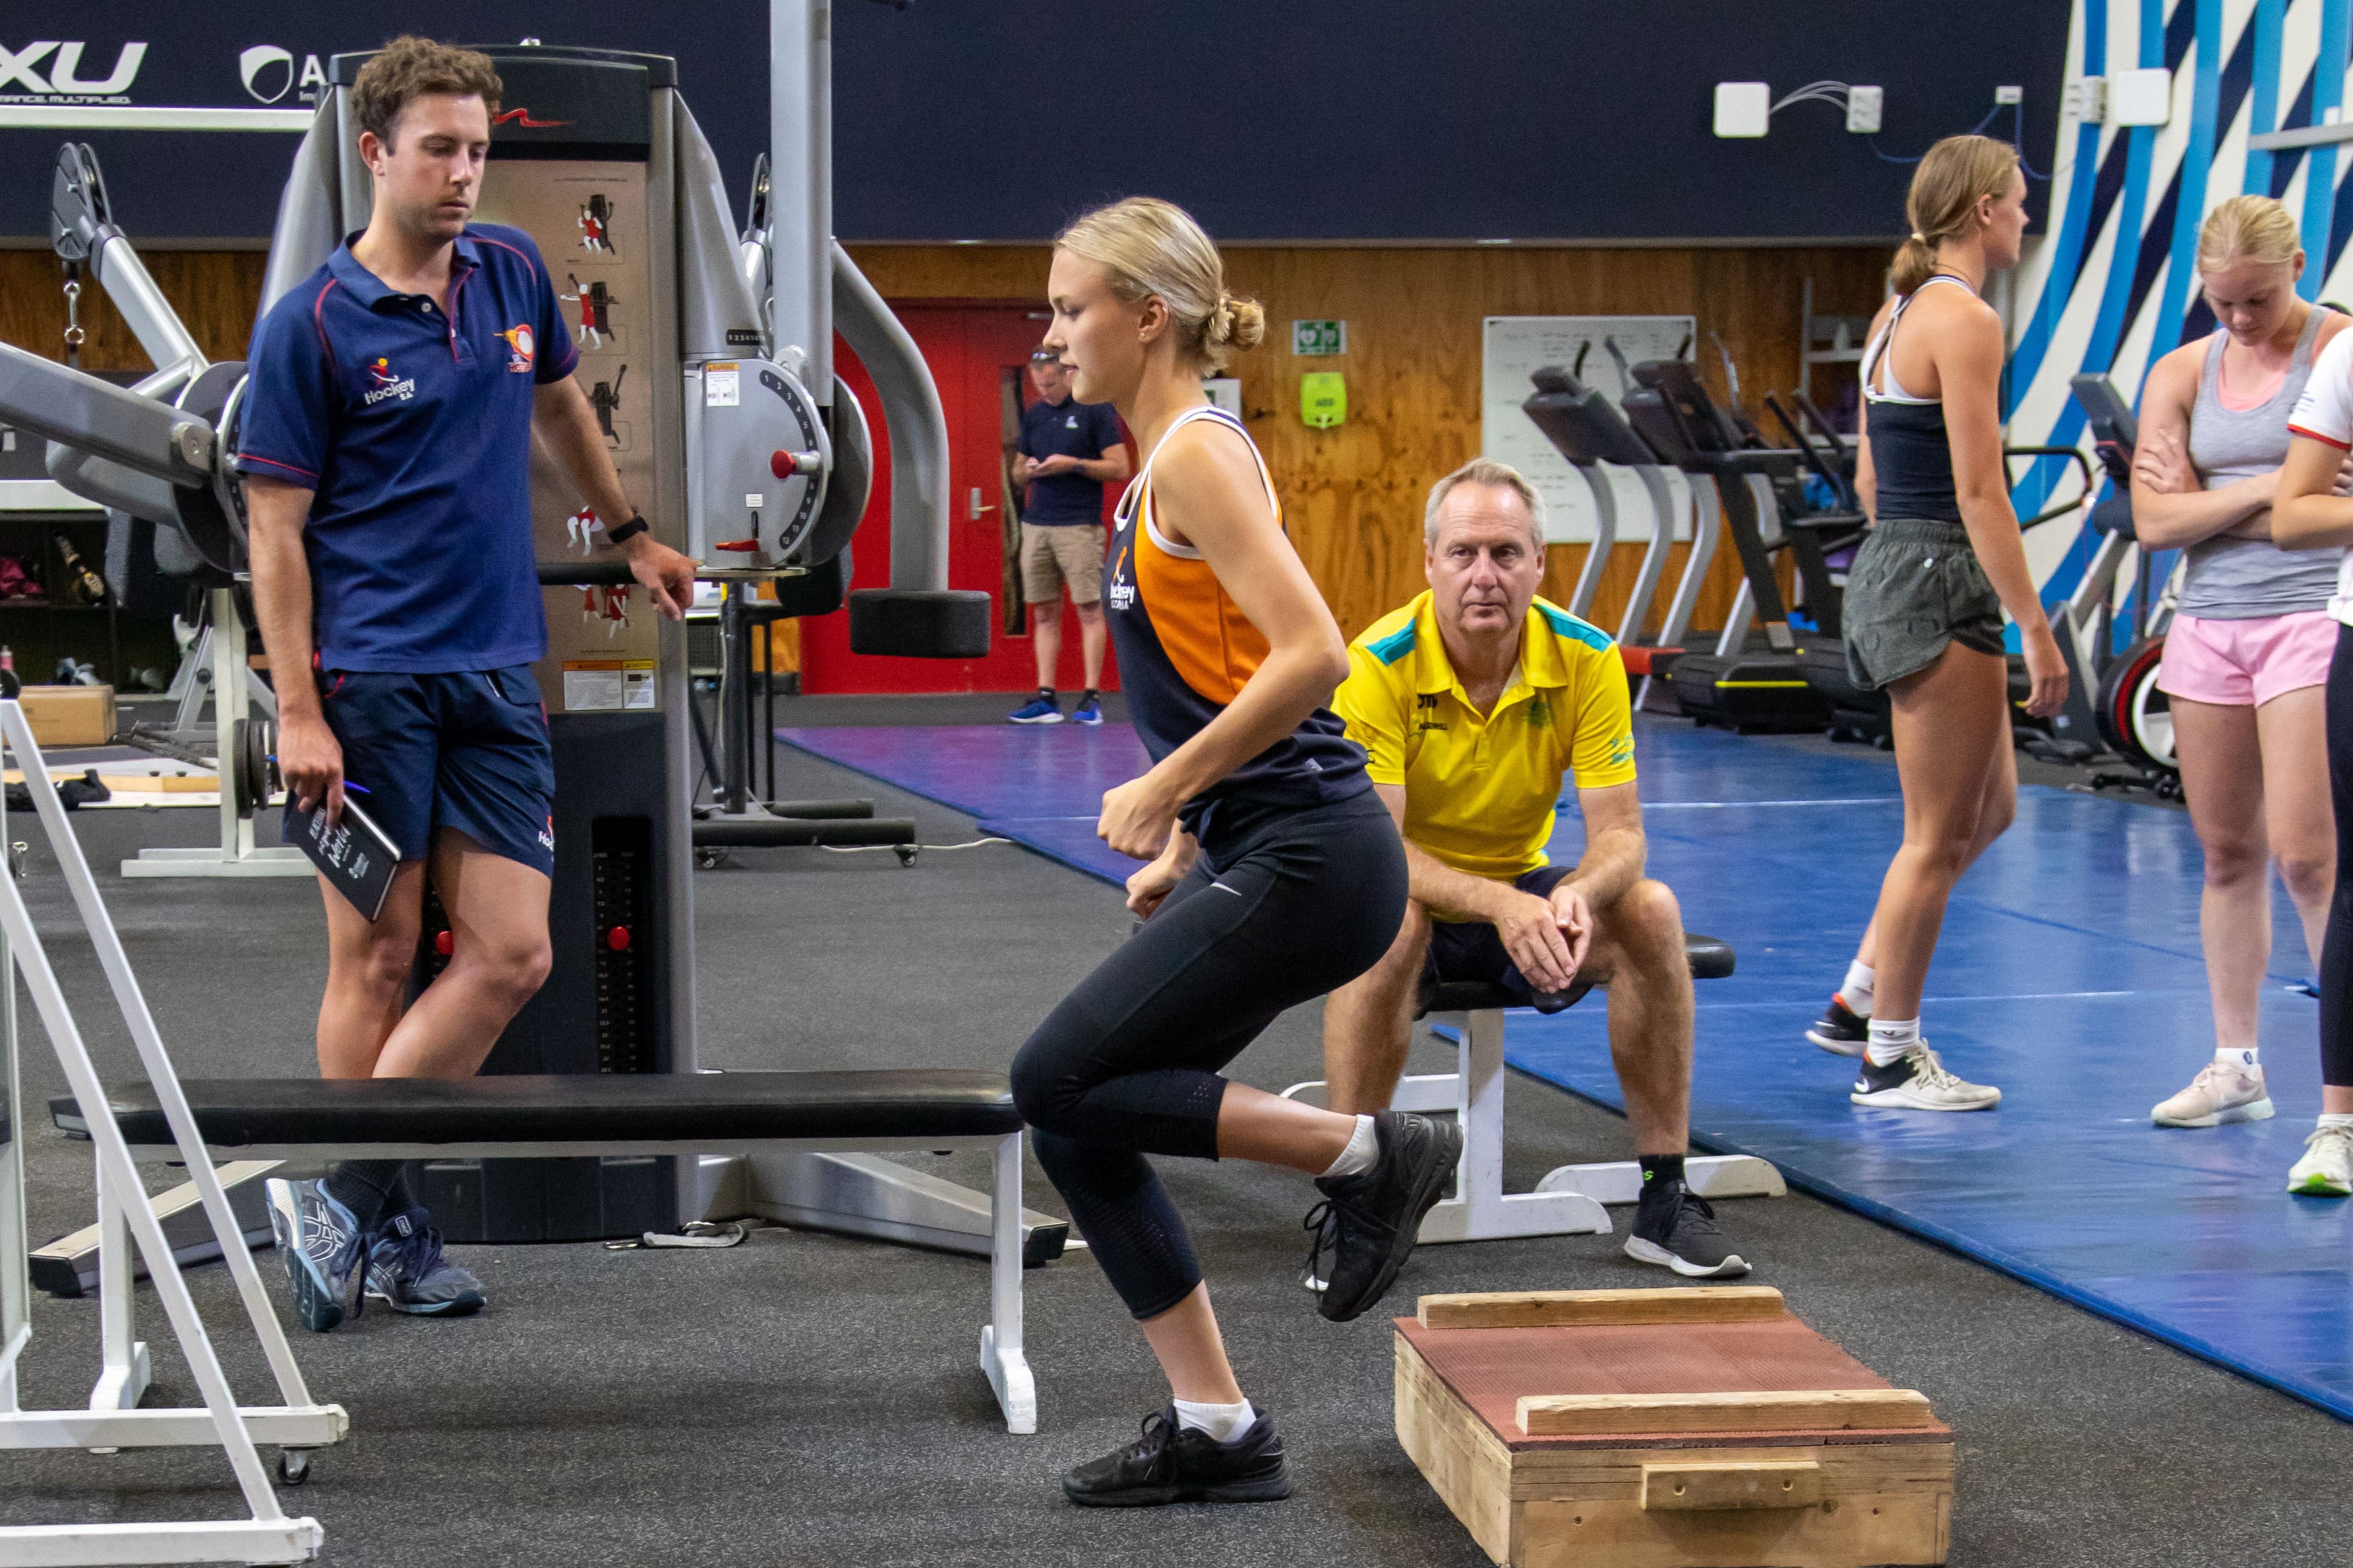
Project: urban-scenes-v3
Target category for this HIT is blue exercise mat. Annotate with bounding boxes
[780,716,2353,1420]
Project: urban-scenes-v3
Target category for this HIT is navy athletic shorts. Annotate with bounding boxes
[1423,863,1584,1008]
[294,666,557,877]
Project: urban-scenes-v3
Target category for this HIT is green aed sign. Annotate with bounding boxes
[1292,318,1346,356]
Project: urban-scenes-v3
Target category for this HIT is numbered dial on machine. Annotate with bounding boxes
[686,358,831,571]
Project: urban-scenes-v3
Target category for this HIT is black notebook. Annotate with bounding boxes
[289,792,399,921]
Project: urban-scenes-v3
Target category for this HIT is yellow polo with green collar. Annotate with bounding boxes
[1333,591,1635,882]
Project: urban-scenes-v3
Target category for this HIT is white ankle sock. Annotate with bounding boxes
[1321,1115,1377,1180]
[1174,1397,1257,1443]
[1864,1018,1920,1068]
[2215,1046,2259,1070]
[2319,1113,2353,1132]
[1840,960,1876,1015]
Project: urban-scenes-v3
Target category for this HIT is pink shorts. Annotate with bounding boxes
[2155,610,2337,707]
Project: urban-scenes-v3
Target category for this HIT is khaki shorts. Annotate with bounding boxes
[1020,521,1104,606]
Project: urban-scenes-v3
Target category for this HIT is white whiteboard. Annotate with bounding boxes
[1481,315,1696,546]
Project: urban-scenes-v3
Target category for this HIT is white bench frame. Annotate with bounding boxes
[1284,999,1783,1246]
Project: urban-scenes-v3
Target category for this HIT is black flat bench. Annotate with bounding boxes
[53,1069,1041,1433]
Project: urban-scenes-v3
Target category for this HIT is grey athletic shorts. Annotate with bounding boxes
[1841,518,2008,691]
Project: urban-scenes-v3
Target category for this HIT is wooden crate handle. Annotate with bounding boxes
[1640,1460,1824,1512]
[1417,1285,1785,1330]
[1516,1387,1936,1437]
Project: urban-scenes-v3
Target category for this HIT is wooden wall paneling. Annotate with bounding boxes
[846,243,1882,647]
[0,250,266,371]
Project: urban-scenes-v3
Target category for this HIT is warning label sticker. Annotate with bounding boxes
[562,659,657,712]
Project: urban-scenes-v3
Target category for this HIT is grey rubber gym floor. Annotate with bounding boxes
[0,693,2335,1565]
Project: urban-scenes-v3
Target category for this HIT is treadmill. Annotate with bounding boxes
[1520,352,1688,678]
[1620,359,1835,731]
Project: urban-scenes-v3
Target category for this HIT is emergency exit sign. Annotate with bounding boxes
[1292,319,1346,356]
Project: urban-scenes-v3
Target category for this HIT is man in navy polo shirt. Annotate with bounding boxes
[1007,347,1127,725]
[237,37,695,1333]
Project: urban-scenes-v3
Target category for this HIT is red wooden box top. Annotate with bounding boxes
[1395,1316,1953,1451]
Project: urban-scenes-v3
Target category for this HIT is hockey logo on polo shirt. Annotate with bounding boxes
[497,324,535,375]
[363,357,415,405]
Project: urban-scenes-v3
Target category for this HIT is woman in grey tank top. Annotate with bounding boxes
[2133,194,2344,1135]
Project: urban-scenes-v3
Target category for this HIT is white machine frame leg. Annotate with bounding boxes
[123,588,311,881]
[979,1132,1036,1434]
[90,1165,150,1414]
[0,702,338,1566]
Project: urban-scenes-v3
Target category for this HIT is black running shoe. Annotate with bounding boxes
[1062,1407,1294,1507]
[1624,1182,1750,1277]
[1305,1111,1462,1323]
[1806,994,1868,1057]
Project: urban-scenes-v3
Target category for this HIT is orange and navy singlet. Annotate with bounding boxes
[1104,405,1369,838]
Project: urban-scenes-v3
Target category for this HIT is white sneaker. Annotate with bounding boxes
[2151,1062,2274,1128]
[2288,1125,2353,1198]
[1849,1043,2001,1111]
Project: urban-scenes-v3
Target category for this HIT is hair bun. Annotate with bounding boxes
[1222,295,1266,352]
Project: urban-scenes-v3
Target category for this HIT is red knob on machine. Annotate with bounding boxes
[433,929,454,958]
[607,926,631,952]
[770,450,819,479]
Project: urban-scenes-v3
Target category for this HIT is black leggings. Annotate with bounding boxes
[1010,792,1408,1320]
[2321,625,2353,1088]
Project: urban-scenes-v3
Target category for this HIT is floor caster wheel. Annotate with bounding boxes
[276,1449,313,1486]
[893,845,918,867]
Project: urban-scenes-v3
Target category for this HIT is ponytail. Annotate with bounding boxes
[1890,134,2021,295]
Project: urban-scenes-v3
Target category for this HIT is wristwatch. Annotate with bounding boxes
[605,513,649,546]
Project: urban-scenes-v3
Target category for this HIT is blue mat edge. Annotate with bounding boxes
[1504,1051,2353,1424]
[975,817,1125,886]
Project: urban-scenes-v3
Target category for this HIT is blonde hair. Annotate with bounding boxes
[2198,194,2303,273]
[1054,197,1266,374]
[1424,458,1547,550]
[1890,134,2021,295]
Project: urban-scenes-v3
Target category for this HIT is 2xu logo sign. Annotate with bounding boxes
[0,42,148,100]
[239,45,329,106]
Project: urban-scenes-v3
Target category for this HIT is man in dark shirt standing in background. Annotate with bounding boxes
[1008,347,1128,725]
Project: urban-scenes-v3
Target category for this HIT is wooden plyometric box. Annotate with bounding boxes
[1396,1288,1952,1568]
[16,685,117,748]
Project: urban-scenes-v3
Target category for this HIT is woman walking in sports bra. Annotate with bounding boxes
[2134,196,2344,1134]
[1009,197,1460,1507]
[1807,135,2066,1112]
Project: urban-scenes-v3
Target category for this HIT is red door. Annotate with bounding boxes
[800,303,1126,694]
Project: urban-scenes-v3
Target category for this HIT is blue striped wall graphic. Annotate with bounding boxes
[2004,0,2353,607]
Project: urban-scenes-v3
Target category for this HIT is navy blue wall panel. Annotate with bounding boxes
[0,2,2067,243]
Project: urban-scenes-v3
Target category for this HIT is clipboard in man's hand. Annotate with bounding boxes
[289,790,399,921]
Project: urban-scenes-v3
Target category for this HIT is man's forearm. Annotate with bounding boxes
[251,526,320,719]
[1405,841,1516,923]
[1563,826,1646,911]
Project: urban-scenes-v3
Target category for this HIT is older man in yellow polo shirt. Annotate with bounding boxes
[1324,457,1746,1278]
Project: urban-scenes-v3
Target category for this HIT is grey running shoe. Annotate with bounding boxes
[1305,1111,1461,1322]
[365,1208,485,1316]
[1625,1182,1750,1277]
[1062,1407,1292,1507]
[1851,1043,2000,1111]
[265,1177,365,1333]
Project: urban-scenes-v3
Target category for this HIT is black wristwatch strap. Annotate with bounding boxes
[605,514,649,546]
